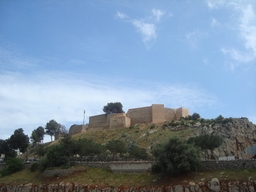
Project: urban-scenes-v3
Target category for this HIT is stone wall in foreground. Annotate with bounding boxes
[75,160,256,172]
[1,178,256,192]
[199,159,256,171]
[41,160,256,176]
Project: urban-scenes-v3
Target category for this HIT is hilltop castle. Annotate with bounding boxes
[69,104,190,135]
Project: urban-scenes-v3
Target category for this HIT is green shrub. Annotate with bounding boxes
[30,162,40,172]
[38,157,49,172]
[150,124,156,129]
[151,164,162,174]
[46,145,69,167]
[152,137,200,175]
[0,158,24,176]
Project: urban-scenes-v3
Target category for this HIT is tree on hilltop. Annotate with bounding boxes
[31,126,45,145]
[45,119,61,142]
[191,113,200,120]
[103,102,124,114]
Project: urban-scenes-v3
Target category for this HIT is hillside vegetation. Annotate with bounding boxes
[33,116,256,160]
[72,122,196,150]
[1,117,256,186]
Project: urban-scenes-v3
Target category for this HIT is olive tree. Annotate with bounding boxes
[152,137,200,175]
[187,134,223,160]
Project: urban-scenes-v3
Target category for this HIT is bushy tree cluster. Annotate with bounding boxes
[37,135,148,171]
[152,137,201,175]
[187,134,223,160]
[103,102,124,114]
[0,128,29,159]
[187,134,223,151]
[181,112,201,121]
[0,157,24,176]
[30,126,45,145]
[45,119,63,142]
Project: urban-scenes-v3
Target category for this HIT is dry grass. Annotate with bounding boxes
[1,167,256,187]
[72,122,198,150]
[0,167,157,186]
[0,169,43,185]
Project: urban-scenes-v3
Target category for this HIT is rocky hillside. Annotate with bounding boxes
[189,117,256,159]
[71,117,256,160]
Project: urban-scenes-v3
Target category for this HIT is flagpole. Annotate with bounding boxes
[83,110,86,126]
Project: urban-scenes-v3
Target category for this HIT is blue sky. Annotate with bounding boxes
[0,0,255,142]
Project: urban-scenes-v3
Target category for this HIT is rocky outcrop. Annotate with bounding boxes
[1,178,256,192]
[190,118,256,160]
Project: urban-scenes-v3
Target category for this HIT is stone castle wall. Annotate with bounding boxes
[175,107,190,120]
[152,104,166,123]
[126,106,152,125]
[69,124,88,135]
[109,113,131,129]
[87,113,131,131]
[89,114,108,129]
[69,104,189,135]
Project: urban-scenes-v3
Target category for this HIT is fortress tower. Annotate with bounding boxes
[85,104,189,131]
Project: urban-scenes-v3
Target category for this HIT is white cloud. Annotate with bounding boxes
[132,20,156,45]
[0,71,217,141]
[222,4,256,63]
[206,0,225,9]
[0,48,38,71]
[116,8,167,48]
[221,7,256,64]
[211,18,220,26]
[186,30,207,48]
[152,9,165,22]
[206,1,256,67]
[116,11,128,19]
[239,4,256,59]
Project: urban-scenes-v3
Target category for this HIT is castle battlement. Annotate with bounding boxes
[69,104,189,135]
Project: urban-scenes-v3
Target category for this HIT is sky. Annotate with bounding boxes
[0,0,255,142]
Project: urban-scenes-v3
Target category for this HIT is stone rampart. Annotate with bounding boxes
[175,107,190,120]
[69,124,88,135]
[152,104,166,123]
[88,114,108,129]
[164,108,176,121]
[109,113,131,129]
[70,104,190,135]
[126,106,152,125]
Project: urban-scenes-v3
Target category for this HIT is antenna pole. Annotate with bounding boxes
[83,110,86,126]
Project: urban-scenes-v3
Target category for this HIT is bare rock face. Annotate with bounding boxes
[192,118,256,160]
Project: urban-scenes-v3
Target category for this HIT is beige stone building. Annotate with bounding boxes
[89,104,189,130]
[69,104,189,135]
